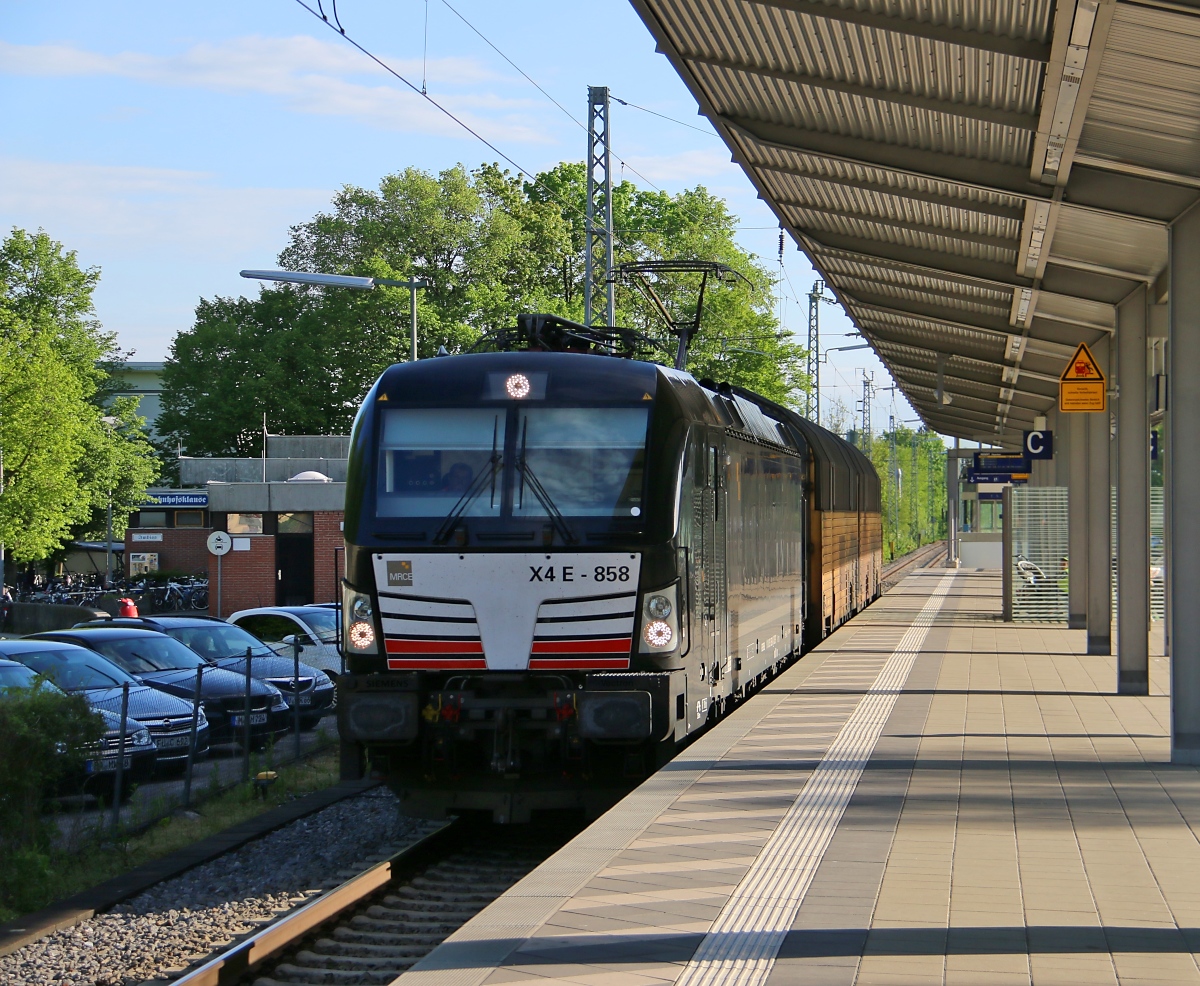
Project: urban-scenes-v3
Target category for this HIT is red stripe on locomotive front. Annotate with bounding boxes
[528,657,631,670]
[530,638,632,654]
[385,639,484,654]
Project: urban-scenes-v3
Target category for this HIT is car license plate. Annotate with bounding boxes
[155,734,191,749]
[86,755,132,774]
[299,694,313,706]
[231,712,268,727]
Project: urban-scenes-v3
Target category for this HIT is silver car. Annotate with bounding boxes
[227,606,343,677]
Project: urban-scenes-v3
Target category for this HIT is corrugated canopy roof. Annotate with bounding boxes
[630,0,1198,444]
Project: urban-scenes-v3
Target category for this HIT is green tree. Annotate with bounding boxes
[160,163,808,456]
[0,228,158,562]
[870,426,947,561]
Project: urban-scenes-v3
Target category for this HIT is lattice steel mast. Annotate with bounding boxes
[806,279,826,423]
[584,86,615,327]
[858,373,874,455]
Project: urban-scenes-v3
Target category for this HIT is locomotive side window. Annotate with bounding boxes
[512,407,649,518]
[377,409,505,518]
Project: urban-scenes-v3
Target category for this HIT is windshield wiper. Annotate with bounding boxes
[433,416,503,545]
[516,418,577,545]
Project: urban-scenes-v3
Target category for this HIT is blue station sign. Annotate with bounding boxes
[142,490,208,508]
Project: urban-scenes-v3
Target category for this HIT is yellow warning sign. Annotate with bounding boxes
[1058,342,1106,413]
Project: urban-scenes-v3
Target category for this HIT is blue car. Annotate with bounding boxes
[77,616,335,729]
[29,628,289,749]
[0,639,210,772]
[0,657,157,800]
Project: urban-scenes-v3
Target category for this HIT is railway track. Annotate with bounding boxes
[881,540,946,591]
[168,818,575,986]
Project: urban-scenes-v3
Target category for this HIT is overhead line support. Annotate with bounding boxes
[584,85,615,328]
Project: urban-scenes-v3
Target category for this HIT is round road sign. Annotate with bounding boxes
[207,531,232,556]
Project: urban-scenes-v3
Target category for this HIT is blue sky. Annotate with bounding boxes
[2,0,919,434]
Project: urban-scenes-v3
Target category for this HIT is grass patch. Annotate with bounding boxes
[0,744,341,924]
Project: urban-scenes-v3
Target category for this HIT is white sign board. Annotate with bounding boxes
[207,531,232,556]
[131,532,163,542]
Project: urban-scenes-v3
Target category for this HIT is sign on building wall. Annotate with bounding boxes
[142,491,209,507]
[129,552,159,575]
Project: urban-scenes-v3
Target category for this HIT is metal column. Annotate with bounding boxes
[1087,338,1112,655]
[1117,286,1150,693]
[1068,410,1089,629]
[1171,204,1200,761]
[584,86,615,328]
[946,448,959,567]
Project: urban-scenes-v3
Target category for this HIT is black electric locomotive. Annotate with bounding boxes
[337,316,881,822]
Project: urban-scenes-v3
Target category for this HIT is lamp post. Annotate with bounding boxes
[100,415,120,590]
[241,269,429,362]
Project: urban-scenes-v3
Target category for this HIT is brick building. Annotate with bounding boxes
[124,437,348,618]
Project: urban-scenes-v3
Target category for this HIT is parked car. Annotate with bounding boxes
[0,639,210,770]
[228,607,342,677]
[0,658,156,800]
[76,616,335,729]
[28,628,290,749]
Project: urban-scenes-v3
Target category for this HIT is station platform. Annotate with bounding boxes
[400,569,1196,986]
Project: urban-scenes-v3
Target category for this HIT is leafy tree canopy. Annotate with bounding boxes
[0,228,158,562]
[160,162,808,456]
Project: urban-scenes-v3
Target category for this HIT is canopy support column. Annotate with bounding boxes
[1117,286,1150,693]
[1087,337,1112,656]
[1171,204,1200,762]
[1068,411,1088,629]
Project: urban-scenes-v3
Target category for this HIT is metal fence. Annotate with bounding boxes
[1008,485,1164,623]
[1009,487,1070,622]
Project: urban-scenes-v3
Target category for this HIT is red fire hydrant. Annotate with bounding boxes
[117,597,139,618]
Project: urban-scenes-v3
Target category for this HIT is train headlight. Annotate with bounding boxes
[639,584,681,653]
[505,373,531,399]
[348,620,376,649]
[644,620,673,648]
[646,594,672,619]
[342,584,379,654]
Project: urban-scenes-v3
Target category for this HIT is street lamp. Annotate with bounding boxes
[101,415,120,590]
[241,269,430,362]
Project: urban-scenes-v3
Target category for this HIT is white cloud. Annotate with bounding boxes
[617,147,739,184]
[0,156,326,253]
[0,37,551,142]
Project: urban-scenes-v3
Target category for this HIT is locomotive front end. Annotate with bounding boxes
[337,352,688,822]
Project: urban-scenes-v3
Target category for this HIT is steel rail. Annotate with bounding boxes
[169,819,462,986]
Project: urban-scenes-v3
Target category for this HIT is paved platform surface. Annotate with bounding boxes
[400,569,1196,986]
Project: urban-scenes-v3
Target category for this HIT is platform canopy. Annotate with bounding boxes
[629,0,1199,444]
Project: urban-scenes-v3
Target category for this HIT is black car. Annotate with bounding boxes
[77,616,335,729]
[29,628,290,749]
[0,639,210,770]
[0,658,156,799]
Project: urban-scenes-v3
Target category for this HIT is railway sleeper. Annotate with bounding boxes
[379,894,496,912]
[294,948,420,972]
[388,886,504,903]
[364,903,479,923]
[332,926,446,947]
[262,964,407,985]
[311,937,434,958]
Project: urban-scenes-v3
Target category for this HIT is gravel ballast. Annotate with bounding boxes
[0,789,439,986]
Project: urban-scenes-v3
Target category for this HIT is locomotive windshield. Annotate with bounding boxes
[376,405,649,525]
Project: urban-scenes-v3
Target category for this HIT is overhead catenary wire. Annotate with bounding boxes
[290,0,617,249]
[291,0,806,324]
[610,95,720,137]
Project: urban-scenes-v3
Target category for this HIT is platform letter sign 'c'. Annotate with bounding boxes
[1059,342,1106,413]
